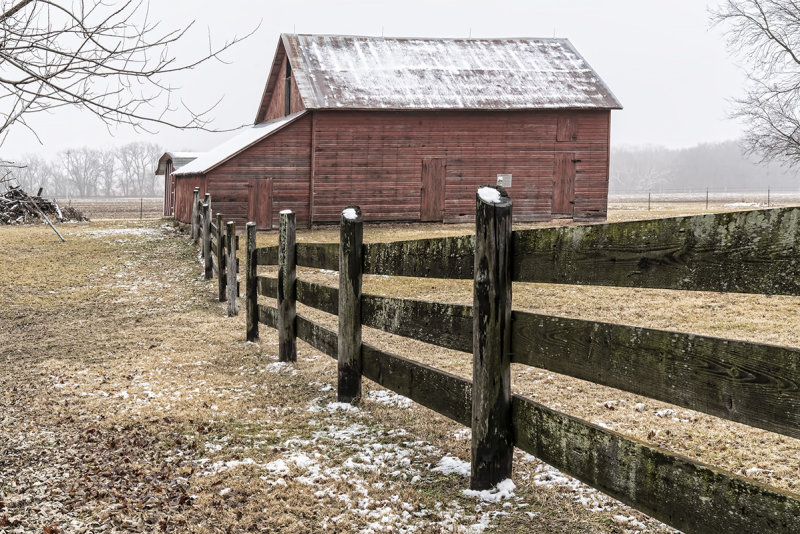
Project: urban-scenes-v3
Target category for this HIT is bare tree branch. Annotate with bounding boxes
[0,0,257,158]
[712,0,800,166]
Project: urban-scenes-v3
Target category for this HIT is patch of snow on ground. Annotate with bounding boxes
[264,459,290,475]
[613,514,646,531]
[368,390,413,408]
[254,405,521,533]
[78,227,160,238]
[527,461,610,512]
[198,457,257,476]
[462,479,516,503]
[432,455,470,477]
[451,428,471,441]
[265,362,297,376]
[326,402,359,413]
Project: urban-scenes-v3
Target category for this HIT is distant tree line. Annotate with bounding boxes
[610,140,800,193]
[8,142,164,199]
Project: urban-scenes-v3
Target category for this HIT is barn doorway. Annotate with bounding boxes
[552,153,576,218]
[420,158,446,222]
[248,178,273,230]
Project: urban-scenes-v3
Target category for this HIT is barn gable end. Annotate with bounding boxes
[255,38,306,124]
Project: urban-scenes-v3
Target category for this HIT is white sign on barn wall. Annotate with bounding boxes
[497,174,512,187]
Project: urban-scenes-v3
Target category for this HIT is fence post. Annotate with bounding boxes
[217,213,226,301]
[191,187,200,242]
[202,202,212,279]
[246,222,258,342]
[471,185,513,491]
[226,221,239,317]
[338,206,363,403]
[278,210,297,362]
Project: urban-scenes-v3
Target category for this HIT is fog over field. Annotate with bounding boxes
[610,140,800,194]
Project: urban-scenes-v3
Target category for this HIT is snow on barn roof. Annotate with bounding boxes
[256,34,621,120]
[173,112,306,176]
[155,152,203,175]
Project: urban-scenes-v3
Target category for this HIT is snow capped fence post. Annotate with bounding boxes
[338,206,363,403]
[226,221,239,317]
[278,210,297,362]
[246,221,258,342]
[471,185,513,490]
[202,200,212,279]
[191,187,200,242]
[217,213,226,301]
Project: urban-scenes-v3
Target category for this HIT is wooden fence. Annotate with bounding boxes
[190,187,239,315]
[244,186,800,533]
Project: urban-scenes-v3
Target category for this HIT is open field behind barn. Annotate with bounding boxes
[56,197,164,220]
[1,202,799,532]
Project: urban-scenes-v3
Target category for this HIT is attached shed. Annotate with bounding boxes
[155,152,201,217]
[173,34,621,228]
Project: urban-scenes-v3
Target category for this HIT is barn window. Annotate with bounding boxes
[285,60,292,116]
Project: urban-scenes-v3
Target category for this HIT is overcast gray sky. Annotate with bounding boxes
[3,0,745,159]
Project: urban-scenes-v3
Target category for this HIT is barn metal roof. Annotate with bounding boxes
[155,152,202,175]
[173,111,307,176]
[278,34,621,112]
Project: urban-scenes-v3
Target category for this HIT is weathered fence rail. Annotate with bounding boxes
[190,187,240,315]
[245,190,800,533]
[256,206,800,295]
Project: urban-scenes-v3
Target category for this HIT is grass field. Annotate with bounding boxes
[59,197,163,220]
[1,200,799,533]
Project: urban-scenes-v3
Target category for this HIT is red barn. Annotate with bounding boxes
[172,34,621,228]
[155,152,201,217]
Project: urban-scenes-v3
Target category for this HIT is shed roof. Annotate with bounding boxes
[255,34,621,121]
[155,152,203,175]
[174,111,306,176]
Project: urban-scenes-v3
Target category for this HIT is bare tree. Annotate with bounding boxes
[7,153,47,191]
[61,147,101,197]
[97,149,116,197]
[712,0,800,165]
[116,141,161,197]
[610,145,674,192]
[0,0,253,148]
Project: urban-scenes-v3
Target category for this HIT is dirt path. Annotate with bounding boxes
[4,217,789,533]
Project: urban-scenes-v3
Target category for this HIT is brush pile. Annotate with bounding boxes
[1,186,88,224]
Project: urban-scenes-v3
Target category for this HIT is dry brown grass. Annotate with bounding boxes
[2,202,798,533]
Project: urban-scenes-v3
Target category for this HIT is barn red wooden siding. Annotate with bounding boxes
[200,114,312,227]
[309,110,610,223]
[172,110,609,226]
[174,176,207,223]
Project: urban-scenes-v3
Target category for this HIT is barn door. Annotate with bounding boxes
[420,158,446,222]
[552,153,576,218]
[248,178,273,230]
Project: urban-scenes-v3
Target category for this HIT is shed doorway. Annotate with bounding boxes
[420,158,446,222]
[248,178,273,230]
[553,153,576,218]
